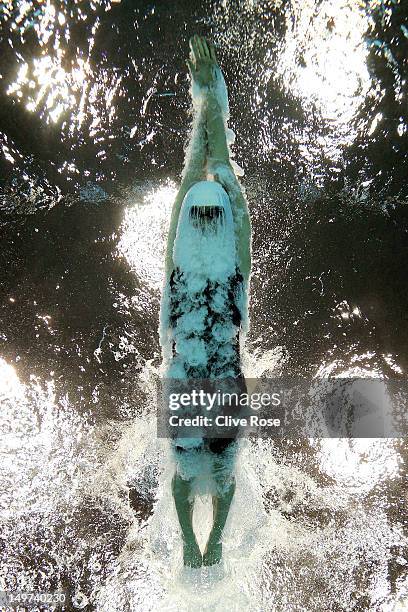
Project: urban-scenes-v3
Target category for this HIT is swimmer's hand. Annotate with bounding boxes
[187,34,218,88]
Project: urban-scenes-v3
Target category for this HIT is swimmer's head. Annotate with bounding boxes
[182,181,232,230]
[173,180,236,279]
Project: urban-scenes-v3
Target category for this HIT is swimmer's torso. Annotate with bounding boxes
[161,179,248,380]
[168,266,244,378]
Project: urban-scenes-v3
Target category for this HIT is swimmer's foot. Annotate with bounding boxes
[203,539,222,566]
[183,538,202,568]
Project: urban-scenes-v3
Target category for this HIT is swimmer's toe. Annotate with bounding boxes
[203,541,222,566]
[183,540,202,568]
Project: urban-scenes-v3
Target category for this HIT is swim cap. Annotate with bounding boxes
[173,180,236,281]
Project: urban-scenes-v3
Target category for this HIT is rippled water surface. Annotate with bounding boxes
[1,1,408,610]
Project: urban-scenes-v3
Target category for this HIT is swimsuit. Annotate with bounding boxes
[168,265,246,456]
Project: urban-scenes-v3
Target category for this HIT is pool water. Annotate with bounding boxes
[0,1,407,610]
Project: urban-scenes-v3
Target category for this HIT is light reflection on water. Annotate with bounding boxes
[276,0,371,128]
[4,0,123,135]
[117,182,176,290]
[274,0,371,165]
[2,0,374,169]
[213,0,375,171]
[318,437,399,490]
[7,55,91,125]
[0,356,94,520]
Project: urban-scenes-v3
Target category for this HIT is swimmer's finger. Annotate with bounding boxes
[201,37,211,59]
[195,35,207,60]
[186,59,194,76]
[208,41,217,63]
[194,36,205,64]
[189,36,199,63]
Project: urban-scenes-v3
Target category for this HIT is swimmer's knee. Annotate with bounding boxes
[213,472,236,496]
[226,474,236,492]
[171,472,193,495]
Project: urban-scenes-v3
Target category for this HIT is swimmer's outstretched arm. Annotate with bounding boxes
[188,35,251,282]
[164,71,208,279]
[165,36,251,282]
[207,91,251,282]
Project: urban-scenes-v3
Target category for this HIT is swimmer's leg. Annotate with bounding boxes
[203,473,236,566]
[172,472,202,568]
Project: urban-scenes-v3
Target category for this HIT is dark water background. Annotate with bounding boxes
[1,1,408,610]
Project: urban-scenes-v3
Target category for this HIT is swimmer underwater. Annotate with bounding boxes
[159,35,251,568]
